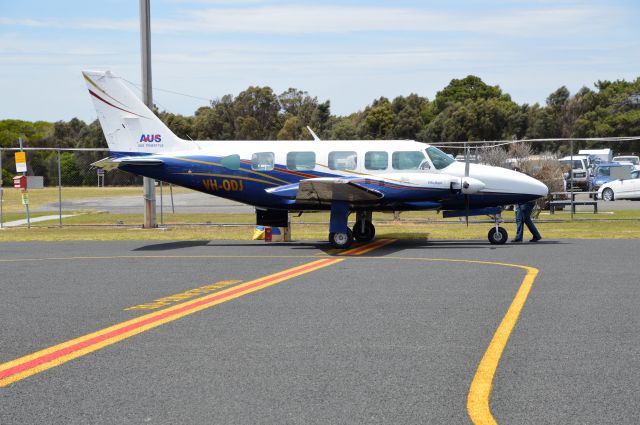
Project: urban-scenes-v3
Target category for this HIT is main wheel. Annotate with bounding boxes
[488,227,508,245]
[602,188,614,201]
[352,221,375,242]
[329,229,354,249]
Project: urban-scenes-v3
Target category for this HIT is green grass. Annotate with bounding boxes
[2,186,639,242]
[2,209,639,242]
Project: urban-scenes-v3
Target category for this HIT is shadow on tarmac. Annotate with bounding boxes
[131,238,566,254]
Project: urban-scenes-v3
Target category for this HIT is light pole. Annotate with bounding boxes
[140,0,156,228]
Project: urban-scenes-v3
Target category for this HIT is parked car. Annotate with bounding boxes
[598,170,640,201]
[612,155,640,171]
[589,163,634,194]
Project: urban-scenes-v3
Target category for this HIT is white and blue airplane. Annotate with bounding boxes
[83,70,548,249]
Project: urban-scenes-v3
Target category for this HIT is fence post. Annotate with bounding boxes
[159,181,164,226]
[0,147,3,229]
[58,149,63,227]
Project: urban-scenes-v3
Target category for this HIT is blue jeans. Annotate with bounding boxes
[515,201,541,241]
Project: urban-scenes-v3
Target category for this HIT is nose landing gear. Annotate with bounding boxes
[488,213,507,244]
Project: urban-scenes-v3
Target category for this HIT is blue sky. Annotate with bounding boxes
[1,0,639,123]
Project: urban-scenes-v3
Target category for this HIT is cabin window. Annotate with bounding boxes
[221,154,240,170]
[251,152,274,171]
[425,146,455,170]
[328,151,357,170]
[287,151,316,171]
[392,151,426,170]
[365,151,388,170]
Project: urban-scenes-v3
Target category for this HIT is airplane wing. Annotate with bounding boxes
[92,157,164,170]
[267,177,383,204]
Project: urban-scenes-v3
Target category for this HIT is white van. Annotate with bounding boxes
[559,155,590,190]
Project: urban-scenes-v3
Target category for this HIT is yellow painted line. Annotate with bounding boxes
[0,240,397,388]
[467,265,539,425]
[124,280,242,310]
[0,258,341,388]
[0,255,325,263]
[339,238,396,256]
[345,255,539,425]
[0,248,538,422]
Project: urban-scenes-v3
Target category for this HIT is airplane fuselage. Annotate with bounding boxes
[113,139,547,212]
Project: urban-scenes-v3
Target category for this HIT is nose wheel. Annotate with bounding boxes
[487,212,507,244]
[488,227,508,244]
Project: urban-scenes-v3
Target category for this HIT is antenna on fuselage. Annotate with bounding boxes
[307,126,321,141]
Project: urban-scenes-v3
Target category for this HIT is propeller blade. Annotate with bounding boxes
[465,194,470,227]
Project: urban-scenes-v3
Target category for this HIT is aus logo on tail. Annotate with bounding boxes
[138,134,163,148]
[139,134,162,143]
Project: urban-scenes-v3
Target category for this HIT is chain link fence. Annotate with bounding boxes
[1,147,636,229]
[0,147,253,229]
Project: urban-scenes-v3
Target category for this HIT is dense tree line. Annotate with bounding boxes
[1,75,639,186]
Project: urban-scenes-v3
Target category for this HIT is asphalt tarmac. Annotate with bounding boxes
[1,238,638,424]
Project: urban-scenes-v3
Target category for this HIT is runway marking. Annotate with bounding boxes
[0,246,535,424]
[0,240,393,388]
[350,256,538,425]
[339,238,396,256]
[124,280,242,310]
[0,259,341,388]
[466,264,539,425]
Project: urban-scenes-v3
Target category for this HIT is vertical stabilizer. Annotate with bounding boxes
[82,70,196,154]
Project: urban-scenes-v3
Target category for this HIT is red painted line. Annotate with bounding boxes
[342,239,388,256]
[0,258,338,381]
[88,89,146,118]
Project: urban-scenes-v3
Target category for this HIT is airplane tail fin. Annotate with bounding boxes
[82,70,197,154]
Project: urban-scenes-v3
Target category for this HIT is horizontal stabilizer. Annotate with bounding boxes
[91,156,164,170]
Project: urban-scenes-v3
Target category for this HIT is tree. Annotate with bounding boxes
[59,152,81,186]
[233,86,282,139]
[360,97,394,139]
[432,75,510,114]
[391,94,430,140]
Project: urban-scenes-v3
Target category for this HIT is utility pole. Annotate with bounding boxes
[140,0,156,228]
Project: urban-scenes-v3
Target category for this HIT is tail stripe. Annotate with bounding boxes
[88,89,148,119]
[83,73,129,109]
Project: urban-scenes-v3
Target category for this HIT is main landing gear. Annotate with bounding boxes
[328,205,375,249]
[352,211,375,243]
[487,213,507,245]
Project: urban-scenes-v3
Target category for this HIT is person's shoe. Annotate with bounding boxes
[530,237,542,242]
[511,239,522,243]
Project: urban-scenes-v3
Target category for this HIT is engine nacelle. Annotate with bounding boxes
[451,177,486,194]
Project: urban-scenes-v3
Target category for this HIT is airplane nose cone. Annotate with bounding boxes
[531,176,549,197]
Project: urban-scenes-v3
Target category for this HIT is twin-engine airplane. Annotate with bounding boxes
[84,70,548,249]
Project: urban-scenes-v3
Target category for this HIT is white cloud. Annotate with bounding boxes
[0,4,620,36]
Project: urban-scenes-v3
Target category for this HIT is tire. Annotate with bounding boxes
[602,188,614,202]
[329,229,354,249]
[488,227,508,245]
[352,221,375,242]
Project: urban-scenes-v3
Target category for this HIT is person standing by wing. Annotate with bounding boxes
[511,167,542,243]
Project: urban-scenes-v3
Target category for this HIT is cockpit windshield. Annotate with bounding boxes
[425,146,455,170]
